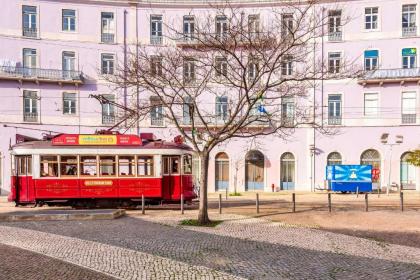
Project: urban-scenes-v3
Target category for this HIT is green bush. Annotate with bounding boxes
[180,219,222,227]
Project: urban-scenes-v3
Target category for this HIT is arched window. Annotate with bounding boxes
[245,150,264,191]
[327,152,342,166]
[215,152,229,191]
[280,152,295,190]
[401,152,417,190]
[360,149,381,183]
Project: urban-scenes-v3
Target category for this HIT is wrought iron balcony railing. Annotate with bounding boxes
[102,115,115,125]
[402,114,417,124]
[359,68,420,84]
[23,112,38,122]
[101,33,115,44]
[151,118,164,126]
[402,26,417,37]
[23,27,37,38]
[150,36,163,45]
[328,31,342,41]
[328,116,342,125]
[0,66,84,84]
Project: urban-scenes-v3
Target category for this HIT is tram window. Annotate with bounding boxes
[137,156,153,176]
[60,156,78,176]
[118,156,135,176]
[163,157,170,175]
[171,157,180,174]
[80,156,97,176]
[99,156,116,176]
[40,156,59,177]
[183,155,192,174]
[27,156,32,175]
[16,157,26,175]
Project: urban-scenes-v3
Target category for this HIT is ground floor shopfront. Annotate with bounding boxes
[0,125,419,195]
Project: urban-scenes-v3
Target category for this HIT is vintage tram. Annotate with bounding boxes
[8,133,196,207]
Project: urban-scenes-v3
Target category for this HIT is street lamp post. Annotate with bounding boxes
[381,134,404,195]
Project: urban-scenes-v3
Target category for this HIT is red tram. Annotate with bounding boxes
[8,133,196,207]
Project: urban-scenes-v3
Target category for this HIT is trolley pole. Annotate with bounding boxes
[292,193,296,213]
[181,194,184,215]
[328,193,332,212]
[256,193,260,214]
[141,194,145,215]
[218,193,222,214]
[365,193,368,212]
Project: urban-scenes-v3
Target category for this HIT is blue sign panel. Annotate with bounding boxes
[326,165,372,193]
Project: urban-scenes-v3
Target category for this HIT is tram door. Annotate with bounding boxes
[14,155,33,203]
[162,156,181,200]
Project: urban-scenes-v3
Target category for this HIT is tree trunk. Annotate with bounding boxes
[198,151,210,224]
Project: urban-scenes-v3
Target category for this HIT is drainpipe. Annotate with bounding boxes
[136,4,140,136]
[124,9,128,126]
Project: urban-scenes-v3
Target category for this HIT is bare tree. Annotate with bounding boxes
[103,0,356,224]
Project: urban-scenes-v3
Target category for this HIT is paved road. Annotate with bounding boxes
[0,243,115,280]
[1,212,420,279]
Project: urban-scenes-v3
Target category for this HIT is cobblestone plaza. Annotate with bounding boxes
[0,211,419,279]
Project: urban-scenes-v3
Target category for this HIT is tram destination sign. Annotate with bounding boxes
[52,134,142,146]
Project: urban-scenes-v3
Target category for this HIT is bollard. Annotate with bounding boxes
[142,194,145,215]
[226,188,228,200]
[292,193,296,213]
[256,193,260,214]
[400,191,404,212]
[356,187,359,198]
[328,193,332,212]
[365,193,368,212]
[218,193,222,214]
[377,187,380,198]
[181,194,184,215]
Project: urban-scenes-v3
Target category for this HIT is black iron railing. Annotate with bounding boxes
[0,66,84,83]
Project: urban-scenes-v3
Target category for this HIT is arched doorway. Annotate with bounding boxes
[400,152,417,190]
[245,150,264,191]
[360,149,381,188]
[280,152,295,190]
[215,152,229,191]
[327,152,342,166]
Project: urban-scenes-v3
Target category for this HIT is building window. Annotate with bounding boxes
[281,14,294,37]
[248,14,260,37]
[101,12,115,43]
[183,58,195,84]
[62,51,76,79]
[150,96,164,126]
[400,152,417,190]
[281,97,295,126]
[101,53,115,74]
[364,50,379,71]
[328,95,342,125]
[150,56,163,77]
[248,58,258,82]
[328,52,341,74]
[402,48,417,69]
[327,152,342,166]
[101,94,115,124]
[365,7,379,30]
[402,4,417,37]
[182,96,192,125]
[364,93,379,116]
[63,92,77,115]
[280,152,295,190]
[215,56,228,78]
[183,16,195,41]
[23,48,37,70]
[215,152,229,191]
[22,5,37,37]
[328,10,342,41]
[23,90,38,122]
[215,96,228,122]
[62,9,76,31]
[402,91,417,124]
[150,15,163,45]
[215,15,228,40]
[281,55,293,76]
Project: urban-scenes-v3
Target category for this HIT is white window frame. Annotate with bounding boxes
[328,52,342,74]
[101,53,115,75]
[62,9,77,32]
[364,92,379,117]
[62,92,77,115]
[364,7,379,31]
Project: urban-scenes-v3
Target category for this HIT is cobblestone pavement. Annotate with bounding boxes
[0,243,115,280]
[2,211,420,279]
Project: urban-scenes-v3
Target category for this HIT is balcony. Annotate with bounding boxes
[358,68,420,85]
[0,66,84,85]
[150,36,163,45]
[402,114,416,124]
[23,27,37,38]
[102,115,115,125]
[328,31,342,42]
[101,33,115,44]
[328,116,342,125]
[23,112,38,122]
[402,26,417,37]
[151,118,164,127]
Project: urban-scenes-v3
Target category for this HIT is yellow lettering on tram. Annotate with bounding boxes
[84,181,113,186]
[79,135,117,145]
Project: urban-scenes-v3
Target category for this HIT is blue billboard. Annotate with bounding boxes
[326,165,372,192]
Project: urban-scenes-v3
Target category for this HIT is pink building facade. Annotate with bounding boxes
[0,0,419,194]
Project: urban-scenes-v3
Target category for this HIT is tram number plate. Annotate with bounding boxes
[84,180,113,186]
